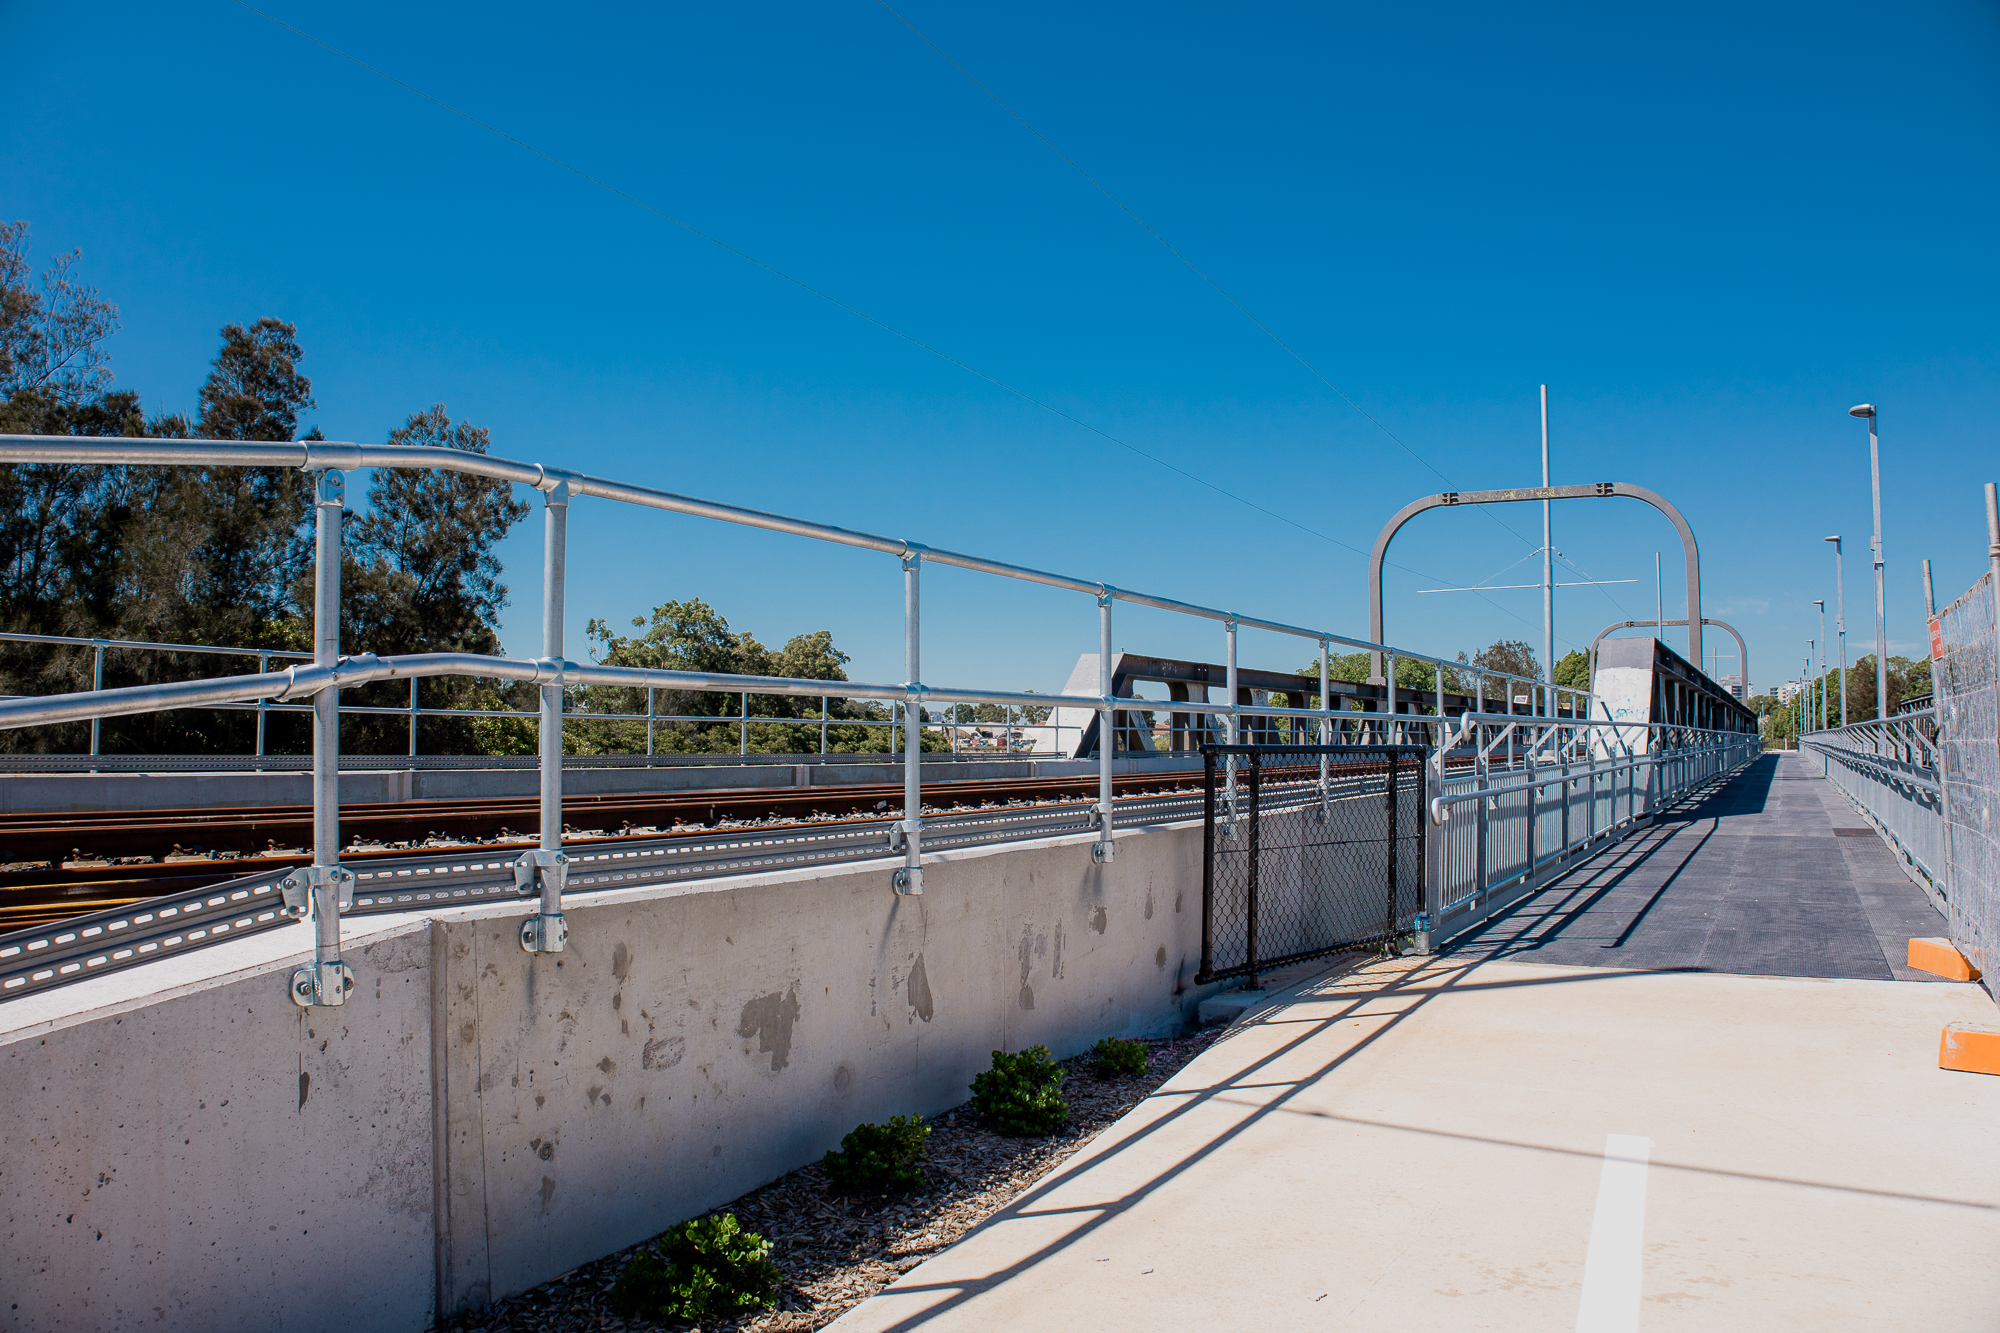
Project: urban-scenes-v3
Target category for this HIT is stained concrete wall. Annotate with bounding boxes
[0,923,436,1332]
[0,819,1211,1330]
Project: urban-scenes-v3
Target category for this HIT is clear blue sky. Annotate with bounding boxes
[6,1,1996,697]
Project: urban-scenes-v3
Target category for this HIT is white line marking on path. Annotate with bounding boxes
[1576,1133,1653,1333]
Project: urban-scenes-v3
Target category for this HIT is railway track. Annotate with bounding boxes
[0,758,1414,1002]
[0,770,1210,932]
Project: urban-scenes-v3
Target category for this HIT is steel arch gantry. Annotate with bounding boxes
[1368,482,1703,682]
[1589,619,1747,696]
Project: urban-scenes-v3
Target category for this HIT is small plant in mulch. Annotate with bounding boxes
[822,1115,931,1194]
[608,1212,782,1324]
[1092,1036,1150,1079]
[970,1045,1069,1136]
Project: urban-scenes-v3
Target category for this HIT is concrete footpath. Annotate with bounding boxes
[831,954,2000,1331]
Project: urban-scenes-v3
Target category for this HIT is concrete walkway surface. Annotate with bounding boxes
[833,957,1999,1329]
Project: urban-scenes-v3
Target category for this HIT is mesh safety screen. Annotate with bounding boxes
[1199,745,1425,982]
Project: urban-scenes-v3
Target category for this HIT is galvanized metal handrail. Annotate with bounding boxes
[1425,716,1759,942]
[1802,710,1946,901]
[0,430,1709,1011]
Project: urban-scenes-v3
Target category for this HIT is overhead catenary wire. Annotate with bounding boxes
[231,0,1554,644]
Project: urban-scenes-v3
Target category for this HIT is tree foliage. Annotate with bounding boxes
[0,227,538,756]
[0,221,119,403]
[574,599,941,754]
[338,405,535,754]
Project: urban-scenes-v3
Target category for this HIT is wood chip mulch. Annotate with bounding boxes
[442,1027,1228,1333]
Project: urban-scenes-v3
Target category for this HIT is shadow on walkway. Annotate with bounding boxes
[1444,752,1944,980]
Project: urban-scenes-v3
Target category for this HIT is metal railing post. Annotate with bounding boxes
[1318,638,1332,814]
[287,468,354,1008]
[646,687,655,756]
[518,480,570,954]
[739,691,748,755]
[1386,652,1397,745]
[1224,618,1239,823]
[820,695,828,755]
[88,641,104,758]
[895,550,924,893]
[1094,588,1116,863]
[1475,718,1489,900]
[1525,729,1538,882]
[255,651,268,759]
[408,676,419,757]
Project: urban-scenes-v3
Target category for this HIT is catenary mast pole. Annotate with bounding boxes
[1541,385,1554,716]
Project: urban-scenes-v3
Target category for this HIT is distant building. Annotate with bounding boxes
[1720,675,1746,700]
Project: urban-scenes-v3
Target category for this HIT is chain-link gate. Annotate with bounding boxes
[1197,745,1426,983]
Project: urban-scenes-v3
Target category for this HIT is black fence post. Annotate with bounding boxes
[1200,747,1216,982]
[1384,748,1400,948]
[1245,750,1262,989]
[1415,747,1427,917]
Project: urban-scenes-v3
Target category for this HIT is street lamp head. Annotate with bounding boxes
[1824,535,1840,545]
[1848,403,1876,419]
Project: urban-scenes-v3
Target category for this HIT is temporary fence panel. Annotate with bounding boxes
[1936,569,1999,979]
[1197,745,1425,983]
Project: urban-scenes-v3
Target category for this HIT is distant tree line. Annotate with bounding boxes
[1750,652,1930,744]
[0,222,1009,760]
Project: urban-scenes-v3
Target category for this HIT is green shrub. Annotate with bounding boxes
[969,1045,1068,1136]
[822,1115,930,1193]
[1093,1036,1149,1079]
[609,1213,782,1323]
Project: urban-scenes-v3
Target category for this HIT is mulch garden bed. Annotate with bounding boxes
[443,1026,1228,1333]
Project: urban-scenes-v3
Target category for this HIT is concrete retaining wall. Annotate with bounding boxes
[0,820,1212,1331]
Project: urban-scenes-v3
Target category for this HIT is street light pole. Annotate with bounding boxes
[1813,600,1825,731]
[1806,641,1816,735]
[1850,404,1887,719]
[1825,535,1846,728]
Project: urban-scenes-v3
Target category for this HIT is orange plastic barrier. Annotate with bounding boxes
[1908,937,1981,982]
[1939,1023,2000,1076]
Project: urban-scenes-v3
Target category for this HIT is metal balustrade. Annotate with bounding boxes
[1804,711,1947,906]
[1427,715,1760,940]
[0,431,1631,1008]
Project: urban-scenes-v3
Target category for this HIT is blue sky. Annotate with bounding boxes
[5,1,1996,697]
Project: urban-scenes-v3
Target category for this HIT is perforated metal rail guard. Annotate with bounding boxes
[1196,745,1426,983]
[0,786,1206,1003]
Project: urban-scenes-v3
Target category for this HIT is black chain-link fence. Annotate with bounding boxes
[1198,745,1426,983]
